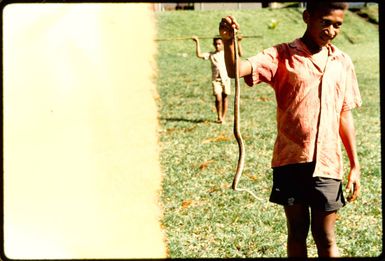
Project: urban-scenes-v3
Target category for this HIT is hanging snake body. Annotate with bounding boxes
[231,29,259,200]
[232,29,245,190]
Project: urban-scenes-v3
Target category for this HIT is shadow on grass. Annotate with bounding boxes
[160,116,215,124]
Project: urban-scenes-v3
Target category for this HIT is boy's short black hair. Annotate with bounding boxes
[305,1,349,14]
[213,36,222,45]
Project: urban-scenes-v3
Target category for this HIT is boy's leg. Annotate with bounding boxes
[309,176,345,257]
[215,93,223,123]
[311,209,340,257]
[284,204,310,257]
[212,81,223,123]
[222,78,231,123]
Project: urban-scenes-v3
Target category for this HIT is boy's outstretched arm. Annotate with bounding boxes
[219,16,251,78]
[192,36,205,59]
[339,110,361,202]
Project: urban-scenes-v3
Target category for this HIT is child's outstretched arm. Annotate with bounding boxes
[339,110,361,202]
[219,16,251,78]
[192,36,205,59]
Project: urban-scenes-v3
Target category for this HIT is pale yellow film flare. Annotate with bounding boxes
[3,3,167,259]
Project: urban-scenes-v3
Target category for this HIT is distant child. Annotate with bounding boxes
[192,35,243,124]
[219,1,361,258]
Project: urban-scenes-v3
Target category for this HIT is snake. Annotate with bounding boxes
[231,28,260,200]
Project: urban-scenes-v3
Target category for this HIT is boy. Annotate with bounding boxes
[219,1,361,258]
[192,36,243,123]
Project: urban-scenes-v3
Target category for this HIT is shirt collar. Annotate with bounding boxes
[289,38,338,57]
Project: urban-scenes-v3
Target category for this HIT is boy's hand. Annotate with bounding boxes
[345,166,361,202]
[219,15,240,41]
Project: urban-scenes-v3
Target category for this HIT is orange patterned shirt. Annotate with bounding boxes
[245,38,362,179]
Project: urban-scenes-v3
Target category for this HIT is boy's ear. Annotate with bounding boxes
[303,10,310,24]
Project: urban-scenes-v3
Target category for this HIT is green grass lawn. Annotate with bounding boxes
[155,6,381,258]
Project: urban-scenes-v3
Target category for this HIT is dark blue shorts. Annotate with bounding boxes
[269,162,346,211]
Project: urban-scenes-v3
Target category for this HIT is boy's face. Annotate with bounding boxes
[303,8,345,47]
[213,39,223,52]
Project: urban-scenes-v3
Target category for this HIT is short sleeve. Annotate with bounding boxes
[202,52,210,60]
[244,46,279,87]
[341,56,362,111]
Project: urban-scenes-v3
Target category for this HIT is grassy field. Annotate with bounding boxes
[155,6,381,258]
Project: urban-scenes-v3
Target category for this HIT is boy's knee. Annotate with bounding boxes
[288,225,309,243]
[287,220,310,243]
[312,229,339,257]
[311,227,336,248]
